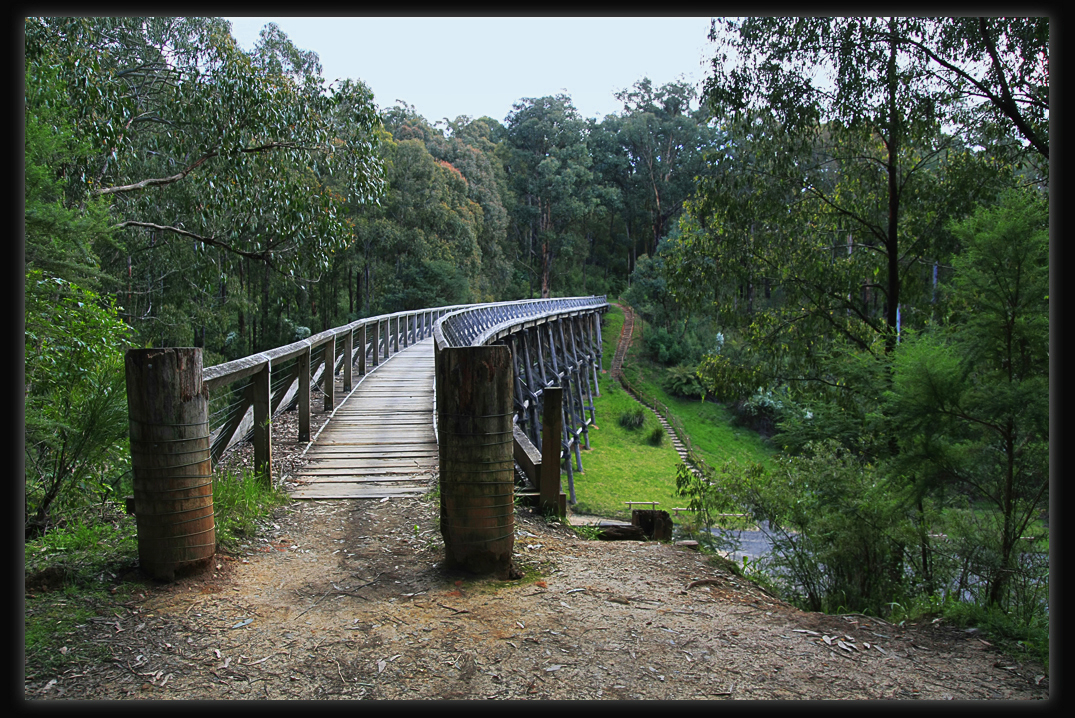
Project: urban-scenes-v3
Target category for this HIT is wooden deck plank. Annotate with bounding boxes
[289,337,438,501]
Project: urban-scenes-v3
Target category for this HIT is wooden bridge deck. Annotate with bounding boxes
[289,338,437,500]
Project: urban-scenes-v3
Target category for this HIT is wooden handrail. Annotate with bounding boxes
[204,303,479,390]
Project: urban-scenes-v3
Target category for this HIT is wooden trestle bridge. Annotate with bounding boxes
[200,297,610,501]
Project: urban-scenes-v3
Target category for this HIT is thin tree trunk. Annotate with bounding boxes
[885,19,902,355]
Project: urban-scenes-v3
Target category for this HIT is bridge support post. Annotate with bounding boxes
[436,343,515,577]
[124,348,215,581]
[540,386,565,517]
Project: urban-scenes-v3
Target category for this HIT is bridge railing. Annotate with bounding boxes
[432,296,608,349]
[202,302,487,481]
[433,295,610,509]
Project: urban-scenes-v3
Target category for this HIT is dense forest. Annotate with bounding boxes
[24,17,1048,643]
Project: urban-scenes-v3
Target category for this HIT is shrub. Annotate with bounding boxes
[663,364,706,400]
[676,441,910,616]
[646,426,665,447]
[731,388,785,437]
[618,407,646,430]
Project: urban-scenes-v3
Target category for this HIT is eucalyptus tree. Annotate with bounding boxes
[673,16,1023,403]
[349,123,485,314]
[25,17,385,347]
[615,78,717,257]
[505,94,595,298]
[24,42,132,533]
[428,116,514,301]
[882,17,1049,175]
[585,113,636,282]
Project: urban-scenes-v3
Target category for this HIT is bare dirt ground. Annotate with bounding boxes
[26,455,1049,701]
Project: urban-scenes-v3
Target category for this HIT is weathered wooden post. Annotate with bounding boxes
[436,343,515,577]
[357,323,367,376]
[322,337,335,411]
[125,348,215,581]
[252,362,271,483]
[540,386,564,517]
[372,319,381,367]
[297,345,311,442]
[342,328,353,392]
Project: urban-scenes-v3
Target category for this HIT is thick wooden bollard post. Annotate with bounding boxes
[540,386,564,516]
[125,348,215,581]
[436,343,515,577]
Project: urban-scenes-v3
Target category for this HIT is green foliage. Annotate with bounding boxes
[731,388,786,437]
[646,426,666,447]
[24,272,132,536]
[505,94,595,297]
[24,506,141,678]
[678,442,910,615]
[939,599,1050,673]
[212,469,291,550]
[618,407,646,430]
[886,186,1049,609]
[570,524,602,541]
[662,364,705,401]
[695,350,763,405]
[25,16,386,356]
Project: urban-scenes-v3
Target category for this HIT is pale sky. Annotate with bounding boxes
[225,17,716,126]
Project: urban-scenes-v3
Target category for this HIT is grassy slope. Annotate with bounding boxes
[618,320,776,473]
[572,304,775,521]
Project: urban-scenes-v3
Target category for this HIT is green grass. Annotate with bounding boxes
[616,309,776,472]
[24,469,290,683]
[572,381,683,520]
[212,468,291,550]
[24,512,142,681]
[572,304,775,522]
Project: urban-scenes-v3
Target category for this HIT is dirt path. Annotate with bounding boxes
[27,490,1048,701]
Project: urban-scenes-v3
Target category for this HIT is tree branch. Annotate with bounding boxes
[113,221,273,264]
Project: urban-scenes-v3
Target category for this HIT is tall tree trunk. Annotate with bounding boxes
[884,18,902,355]
[237,258,246,350]
[261,260,270,348]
